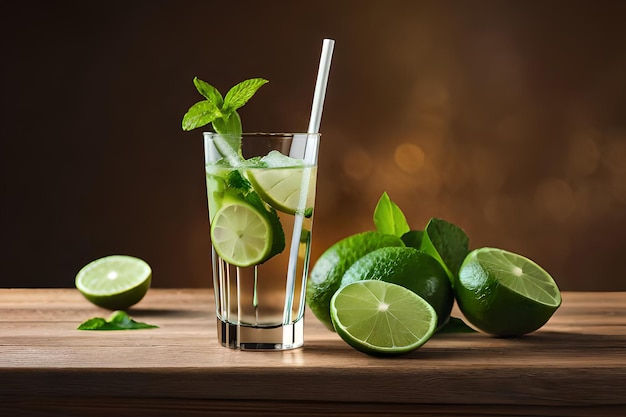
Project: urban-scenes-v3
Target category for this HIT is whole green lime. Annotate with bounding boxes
[455,247,562,337]
[340,247,454,329]
[306,231,404,330]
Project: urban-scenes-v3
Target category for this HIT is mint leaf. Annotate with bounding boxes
[227,170,252,191]
[77,317,108,330]
[77,311,159,331]
[212,110,242,136]
[182,77,267,138]
[373,192,410,237]
[182,100,223,131]
[223,78,268,113]
[193,77,224,107]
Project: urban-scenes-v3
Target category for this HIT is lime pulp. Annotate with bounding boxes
[247,166,314,216]
[330,280,437,356]
[210,195,274,267]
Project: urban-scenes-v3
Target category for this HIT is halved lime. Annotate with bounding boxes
[456,247,562,337]
[210,195,273,267]
[247,167,312,215]
[340,247,454,329]
[330,280,437,356]
[307,231,405,331]
[75,255,152,310]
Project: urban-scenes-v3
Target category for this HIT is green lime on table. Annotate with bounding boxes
[455,247,562,337]
[210,194,274,267]
[330,280,437,356]
[306,231,405,331]
[75,255,152,310]
[340,247,454,329]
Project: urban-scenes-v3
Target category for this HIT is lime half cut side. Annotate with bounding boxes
[75,255,152,310]
[466,247,561,306]
[247,167,311,216]
[210,196,273,267]
[330,281,437,356]
[456,247,562,336]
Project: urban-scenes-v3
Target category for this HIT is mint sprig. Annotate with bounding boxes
[77,310,159,331]
[182,77,268,135]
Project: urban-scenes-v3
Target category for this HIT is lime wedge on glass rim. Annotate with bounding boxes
[210,193,274,267]
[455,247,562,337]
[330,280,437,356]
[75,255,152,310]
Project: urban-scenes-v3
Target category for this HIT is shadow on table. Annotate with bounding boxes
[126,308,204,318]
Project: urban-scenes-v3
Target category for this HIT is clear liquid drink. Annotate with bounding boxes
[203,133,319,350]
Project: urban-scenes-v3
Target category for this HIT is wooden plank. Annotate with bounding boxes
[1,289,625,414]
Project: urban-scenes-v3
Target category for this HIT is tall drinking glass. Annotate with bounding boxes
[203,132,320,350]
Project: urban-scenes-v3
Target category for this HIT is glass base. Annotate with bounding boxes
[216,317,304,351]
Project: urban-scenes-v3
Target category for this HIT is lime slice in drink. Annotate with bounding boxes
[330,280,437,356]
[247,167,311,215]
[455,247,562,337]
[75,255,152,310]
[210,194,274,267]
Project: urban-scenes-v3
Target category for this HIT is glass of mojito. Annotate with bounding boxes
[204,132,319,350]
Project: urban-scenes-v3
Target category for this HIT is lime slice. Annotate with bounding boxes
[330,281,437,356]
[307,231,405,331]
[75,255,152,310]
[210,195,273,267]
[456,247,562,337]
[247,167,311,215]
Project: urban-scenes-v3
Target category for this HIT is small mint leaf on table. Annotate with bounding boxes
[77,317,108,330]
[373,192,410,238]
[77,311,158,331]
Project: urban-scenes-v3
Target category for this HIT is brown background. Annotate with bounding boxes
[1,0,625,290]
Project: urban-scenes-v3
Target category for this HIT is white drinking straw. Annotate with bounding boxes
[307,38,335,134]
[283,39,335,327]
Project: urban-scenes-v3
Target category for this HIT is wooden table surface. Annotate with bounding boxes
[1,289,625,416]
